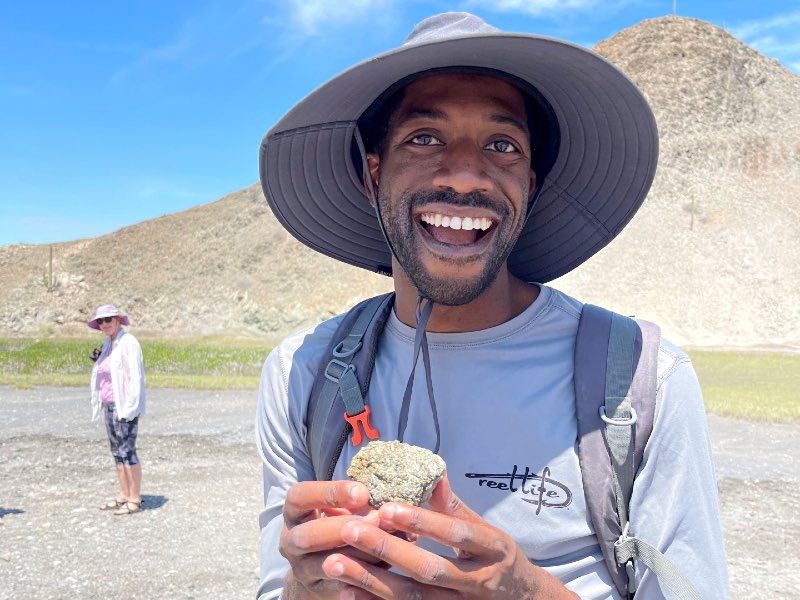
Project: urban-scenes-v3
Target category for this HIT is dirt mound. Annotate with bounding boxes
[554,16,800,349]
[1,16,798,349]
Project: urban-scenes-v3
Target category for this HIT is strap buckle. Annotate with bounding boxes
[599,405,638,426]
[344,405,380,446]
[324,358,354,384]
[332,338,363,360]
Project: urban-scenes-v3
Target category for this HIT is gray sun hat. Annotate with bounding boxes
[88,304,130,330]
[259,12,658,283]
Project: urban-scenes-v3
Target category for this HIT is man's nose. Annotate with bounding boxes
[431,140,494,195]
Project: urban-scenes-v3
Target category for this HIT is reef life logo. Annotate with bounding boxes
[465,465,572,515]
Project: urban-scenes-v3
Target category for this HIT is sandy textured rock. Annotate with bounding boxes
[347,440,445,508]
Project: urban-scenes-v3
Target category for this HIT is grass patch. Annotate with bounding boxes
[688,350,800,423]
[1,338,797,422]
[0,337,273,390]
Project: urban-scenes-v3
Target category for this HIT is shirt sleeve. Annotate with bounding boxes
[255,342,315,600]
[629,347,730,598]
[117,336,145,420]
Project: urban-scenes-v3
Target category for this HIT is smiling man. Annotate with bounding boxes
[256,12,728,600]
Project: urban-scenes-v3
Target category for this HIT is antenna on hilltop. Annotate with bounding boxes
[673,0,677,15]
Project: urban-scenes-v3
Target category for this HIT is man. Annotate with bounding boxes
[256,12,728,599]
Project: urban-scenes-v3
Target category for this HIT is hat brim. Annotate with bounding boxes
[260,32,658,283]
[88,315,130,330]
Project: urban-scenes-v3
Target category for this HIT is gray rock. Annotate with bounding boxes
[347,440,446,508]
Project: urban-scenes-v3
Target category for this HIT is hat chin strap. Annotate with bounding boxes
[354,127,398,277]
[355,126,441,453]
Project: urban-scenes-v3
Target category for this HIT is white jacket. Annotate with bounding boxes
[90,330,146,422]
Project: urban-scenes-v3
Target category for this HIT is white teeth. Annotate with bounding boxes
[420,213,493,231]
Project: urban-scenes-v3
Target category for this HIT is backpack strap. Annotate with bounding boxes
[576,304,700,599]
[306,293,394,480]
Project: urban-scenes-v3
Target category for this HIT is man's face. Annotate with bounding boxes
[366,73,536,306]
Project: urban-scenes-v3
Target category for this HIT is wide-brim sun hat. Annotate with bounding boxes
[88,304,130,330]
[259,12,658,283]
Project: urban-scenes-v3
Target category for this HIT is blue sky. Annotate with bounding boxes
[2,0,798,246]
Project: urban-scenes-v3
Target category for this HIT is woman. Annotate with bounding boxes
[88,304,146,516]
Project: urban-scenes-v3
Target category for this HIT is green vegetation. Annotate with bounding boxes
[0,337,274,390]
[688,350,800,422]
[1,338,797,422]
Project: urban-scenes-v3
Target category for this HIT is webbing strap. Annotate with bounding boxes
[397,296,441,453]
[615,533,702,600]
[604,313,639,529]
[309,294,388,475]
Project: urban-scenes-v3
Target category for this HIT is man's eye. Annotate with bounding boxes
[487,140,518,153]
[410,134,441,146]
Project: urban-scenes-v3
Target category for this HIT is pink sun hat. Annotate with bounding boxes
[87,304,130,330]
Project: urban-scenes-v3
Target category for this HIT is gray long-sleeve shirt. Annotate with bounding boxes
[256,285,729,599]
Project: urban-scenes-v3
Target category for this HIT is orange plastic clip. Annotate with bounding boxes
[345,405,380,446]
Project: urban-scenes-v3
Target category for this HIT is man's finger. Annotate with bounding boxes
[377,503,504,561]
[322,552,460,600]
[283,480,371,524]
[281,514,364,557]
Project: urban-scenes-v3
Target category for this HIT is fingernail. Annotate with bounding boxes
[381,504,396,519]
[341,590,355,600]
[329,561,344,576]
[342,522,361,543]
[349,485,364,503]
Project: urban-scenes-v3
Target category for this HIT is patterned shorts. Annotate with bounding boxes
[103,404,139,466]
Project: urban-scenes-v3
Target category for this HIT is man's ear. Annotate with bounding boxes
[363,152,381,208]
[529,168,537,195]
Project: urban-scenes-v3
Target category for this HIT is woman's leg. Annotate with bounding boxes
[104,406,128,503]
[119,417,141,503]
[115,462,130,500]
[123,463,142,503]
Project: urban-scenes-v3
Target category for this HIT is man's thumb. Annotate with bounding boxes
[427,471,480,522]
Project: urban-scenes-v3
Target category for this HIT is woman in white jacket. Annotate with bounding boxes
[89,304,146,516]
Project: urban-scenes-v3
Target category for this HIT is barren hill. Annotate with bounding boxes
[1,16,798,350]
[0,185,391,341]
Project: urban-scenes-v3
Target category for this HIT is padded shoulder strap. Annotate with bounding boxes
[306,293,394,480]
[575,304,660,597]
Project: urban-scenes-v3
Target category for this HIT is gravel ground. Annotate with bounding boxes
[1,387,798,599]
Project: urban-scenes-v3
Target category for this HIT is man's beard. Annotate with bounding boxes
[378,189,525,306]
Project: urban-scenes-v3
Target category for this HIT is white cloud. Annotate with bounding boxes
[729,10,800,39]
[288,0,392,35]
[747,35,800,57]
[729,10,800,74]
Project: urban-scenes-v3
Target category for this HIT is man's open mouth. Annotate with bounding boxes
[418,212,495,246]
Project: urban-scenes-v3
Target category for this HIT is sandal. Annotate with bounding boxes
[112,500,142,516]
[100,498,126,511]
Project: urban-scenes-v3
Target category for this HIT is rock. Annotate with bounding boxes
[347,440,445,508]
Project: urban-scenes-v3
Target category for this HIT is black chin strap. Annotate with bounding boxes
[354,126,396,275]
[397,294,441,453]
[355,126,440,452]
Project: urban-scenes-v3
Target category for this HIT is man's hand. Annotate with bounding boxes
[320,473,578,599]
[280,480,386,599]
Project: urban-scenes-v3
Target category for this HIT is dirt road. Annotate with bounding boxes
[1,387,798,599]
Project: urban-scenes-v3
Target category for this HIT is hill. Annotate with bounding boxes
[1,16,798,350]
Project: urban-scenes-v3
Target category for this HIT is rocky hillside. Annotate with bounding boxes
[0,185,391,342]
[1,16,798,350]
[556,16,800,349]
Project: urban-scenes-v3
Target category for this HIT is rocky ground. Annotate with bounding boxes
[1,387,798,599]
